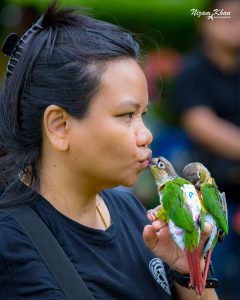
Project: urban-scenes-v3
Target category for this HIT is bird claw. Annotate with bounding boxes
[147,209,158,222]
[188,280,194,289]
[217,230,225,243]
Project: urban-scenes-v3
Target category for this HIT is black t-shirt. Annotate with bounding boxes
[0,188,175,299]
[172,51,240,199]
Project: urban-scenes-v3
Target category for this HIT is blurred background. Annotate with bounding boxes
[0,0,207,204]
[1,1,240,299]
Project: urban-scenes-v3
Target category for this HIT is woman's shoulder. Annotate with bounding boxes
[0,208,21,228]
[0,206,65,298]
[0,208,31,250]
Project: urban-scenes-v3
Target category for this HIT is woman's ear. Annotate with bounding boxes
[43,105,70,151]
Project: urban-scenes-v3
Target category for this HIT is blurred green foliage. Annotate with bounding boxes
[5,0,207,50]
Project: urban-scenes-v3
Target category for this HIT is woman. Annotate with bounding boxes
[0,3,218,299]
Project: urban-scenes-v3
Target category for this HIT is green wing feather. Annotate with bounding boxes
[162,180,194,232]
[174,177,191,186]
[201,183,228,234]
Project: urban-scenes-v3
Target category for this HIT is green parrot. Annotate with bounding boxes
[183,162,228,286]
[148,156,204,296]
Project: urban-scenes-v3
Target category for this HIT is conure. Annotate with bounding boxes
[149,156,204,296]
[183,162,228,286]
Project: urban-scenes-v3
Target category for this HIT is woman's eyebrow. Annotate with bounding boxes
[117,100,149,110]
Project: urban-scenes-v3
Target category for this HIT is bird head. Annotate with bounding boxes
[183,162,211,189]
[148,156,177,189]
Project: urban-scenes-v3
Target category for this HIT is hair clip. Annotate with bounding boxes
[4,20,44,77]
[2,33,20,57]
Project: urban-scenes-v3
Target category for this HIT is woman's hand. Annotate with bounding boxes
[143,206,212,274]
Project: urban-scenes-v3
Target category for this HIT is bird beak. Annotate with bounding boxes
[148,157,158,168]
[195,179,201,189]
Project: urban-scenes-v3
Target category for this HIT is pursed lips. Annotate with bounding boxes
[140,150,152,162]
[138,150,152,169]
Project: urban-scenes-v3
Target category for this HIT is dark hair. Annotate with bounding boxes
[0,2,139,205]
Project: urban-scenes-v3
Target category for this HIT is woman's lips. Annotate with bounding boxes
[138,151,152,170]
[139,158,151,170]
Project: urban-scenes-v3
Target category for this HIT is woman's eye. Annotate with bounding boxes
[118,111,147,120]
[119,112,134,119]
[126,112,134,119]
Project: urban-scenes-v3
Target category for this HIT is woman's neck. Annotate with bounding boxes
[39,159,110,229]
[40,184,111,230]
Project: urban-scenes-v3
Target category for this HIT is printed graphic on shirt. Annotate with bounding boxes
[149,258,171,296]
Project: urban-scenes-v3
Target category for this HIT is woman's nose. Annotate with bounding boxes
[135,124,153,147]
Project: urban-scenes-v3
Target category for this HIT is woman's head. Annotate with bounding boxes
[199,0,240,50]
[0,2,142,196]
[41,58,152,194]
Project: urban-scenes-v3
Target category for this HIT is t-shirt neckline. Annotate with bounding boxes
[33,190,119,243]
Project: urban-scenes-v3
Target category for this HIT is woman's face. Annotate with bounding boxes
[68,58,153,188]
[202,1,240,49]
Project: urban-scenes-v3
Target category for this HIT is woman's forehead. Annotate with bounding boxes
[92,59,148,109]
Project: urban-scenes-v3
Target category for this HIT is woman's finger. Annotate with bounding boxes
[151,219,168,231]
[147,205,162,222]
[147,207,168,231]
[142,224,159,250]
[198,222,213,254]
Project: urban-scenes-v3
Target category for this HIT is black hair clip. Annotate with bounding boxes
[2,33,20,57]
[3,21,43,77]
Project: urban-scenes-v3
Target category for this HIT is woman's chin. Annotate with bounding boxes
[120,174,140,188]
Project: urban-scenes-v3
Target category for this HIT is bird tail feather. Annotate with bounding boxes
[186,248,204,296]
[203,249,212,287]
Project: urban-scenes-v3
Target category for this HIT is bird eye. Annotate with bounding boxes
[157,162,165,168]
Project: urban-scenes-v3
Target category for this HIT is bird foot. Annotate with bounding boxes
[147,209,157,222]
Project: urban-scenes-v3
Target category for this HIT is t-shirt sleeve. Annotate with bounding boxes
[0,254,18,299]
[0,213,65,299]
[171,64,212,116]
